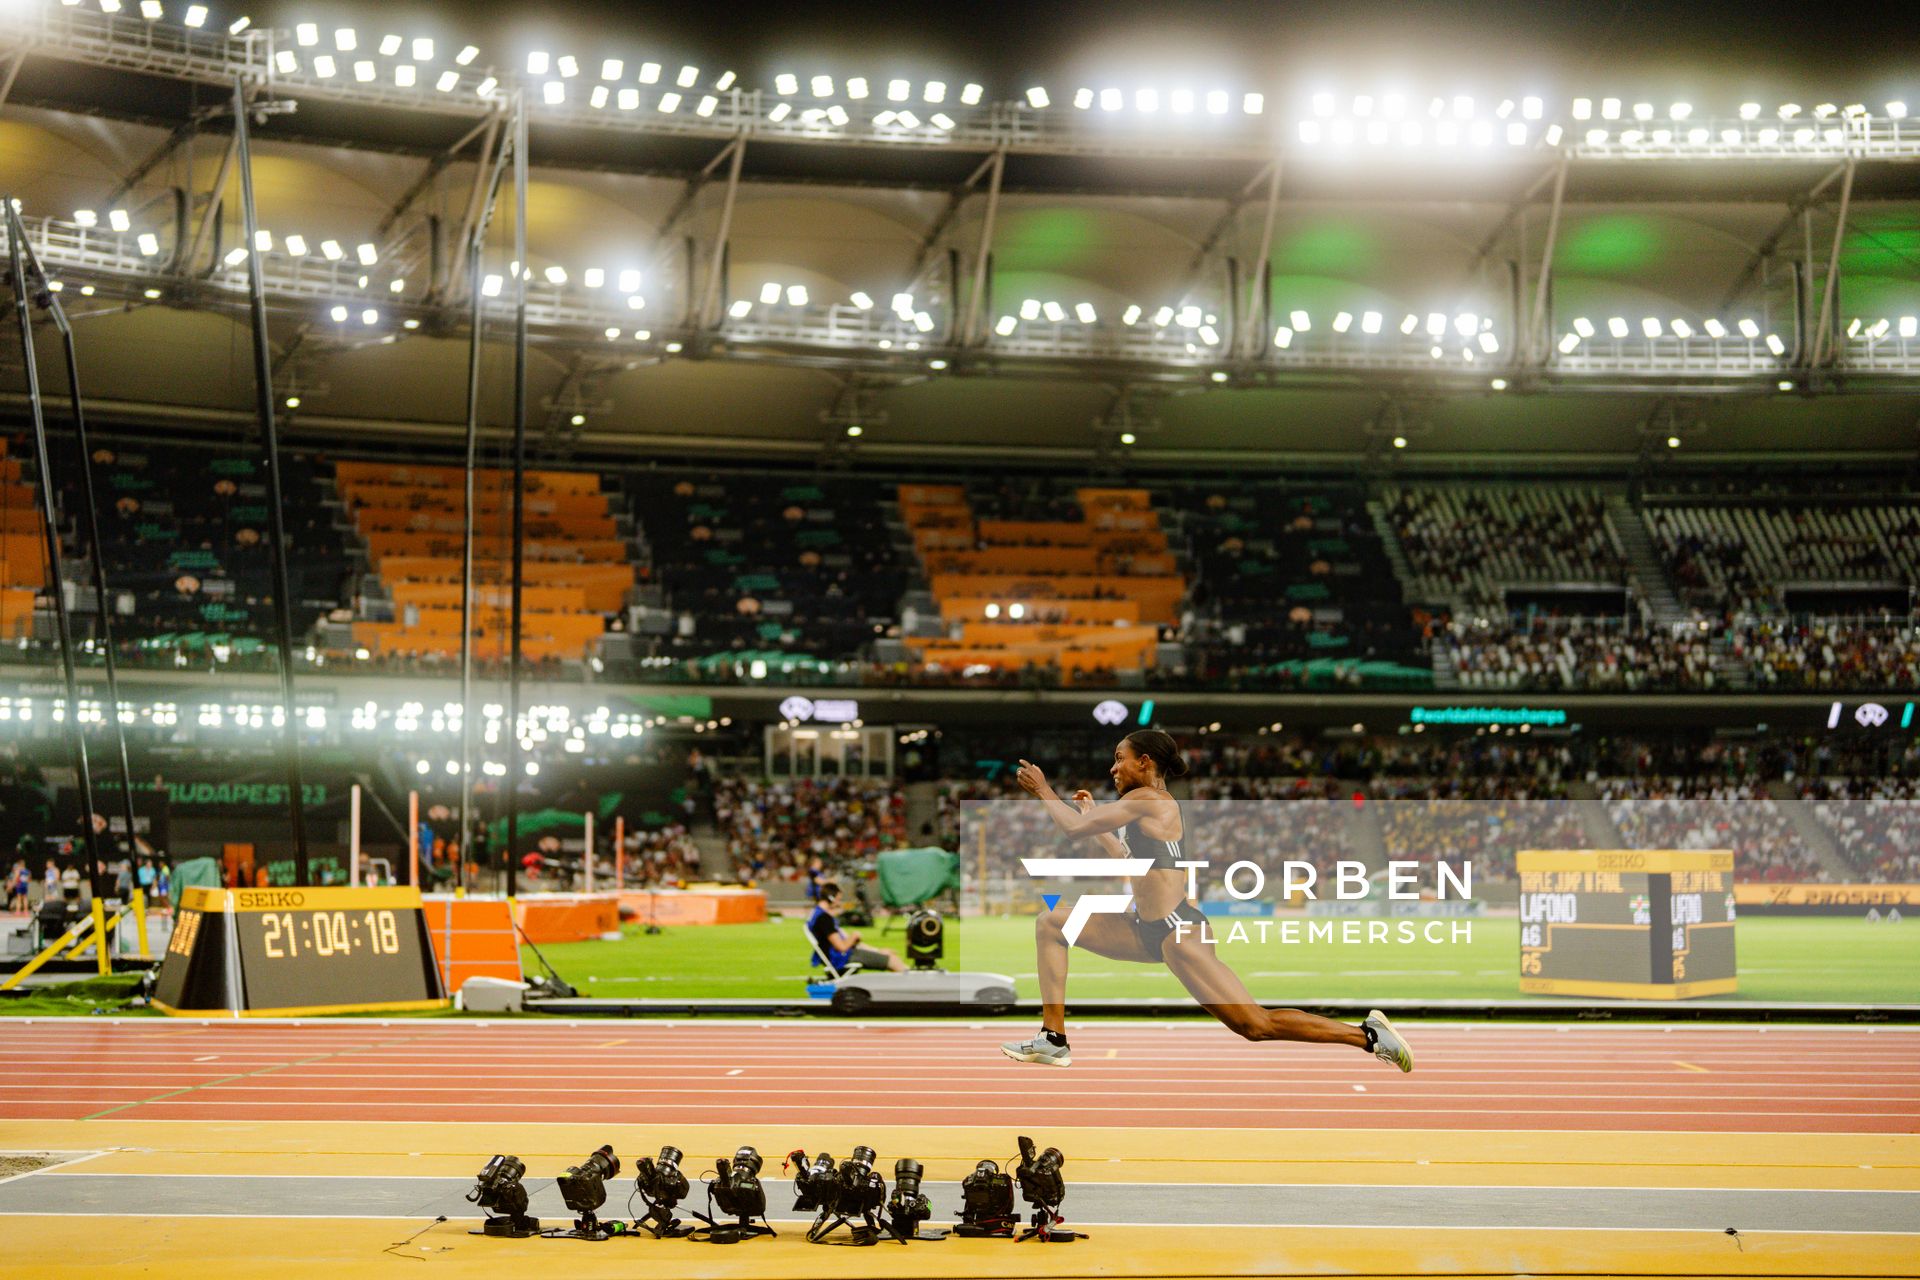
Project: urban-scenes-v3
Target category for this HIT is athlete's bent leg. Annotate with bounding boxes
[1160,930,1368,1048]
[1034,904,1159,1034]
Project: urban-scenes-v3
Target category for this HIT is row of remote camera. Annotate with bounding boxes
[468,1136,1079,1245]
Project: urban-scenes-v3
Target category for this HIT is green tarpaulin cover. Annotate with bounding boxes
[876,846,961,907]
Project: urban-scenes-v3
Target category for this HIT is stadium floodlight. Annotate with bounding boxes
[843,76,868,100]
[1290,309,1311,331]
[599,58,624,81]
[1606,316,1628,338]
[1639,317,1661,338]
[1738,102,1760,119]
[925,81,947,103]
[1794,127,1815,144]
[1847,316,1862,337]
[1497,98,1515,118]
[1312,91,1335,116]
[759,282,781,305]
[616,87,638,109]
[1600,97,1620,119]
[413,37,433,61]
[361,308,379,325]
[357,243,378,265]
[1152,306,1173,326]
[616,269,642,293]
[1070,87,1093,109]
[1209,369,1228,381]
[582,267,604,288]
[1572,97,1592,119]
[1558,332,1580,353]
[1402,121,1425,145]
[73,209,97,227]
[1671,102,1692,120]
[1621,129,1643,146]
[1671,318,1693,338]
[1272,325,1293,348]
[1122,304,1142,325]
[380,34,403,57]
[1075,302,1097,323]
[628,295,646,311]
[476,76,498,97]
[222,246,248,266]
[1901,316,1918,338]
[274,49,298,73]
[1470,120,1493,145]
[931,112,954,129]
[1477,332,1499,354]
[108,209,131,231]
[137,232,159,255]
[1244,93,1263,114]
[330,304,348,322]
[1207,89,1229,115]
[1778,103,1800,118]
[1890,102,1908,119]
[994,315,1017,336]
[787,284,809,306]
[1757,127,1779,143]
[543,80,564,104]
[1521,95,1543,120]
[1332,311,1352,333]
[1424,312,1446,336]
[677,65,699,88]
[1507,123,1527,145]
[1430,120,1454,145]
[1777,379,1794,391]
[1765,333,1786,355]
[1813,102,1836,118]
[1632,101,1652,120]
[849,291,873,310]
[1176,304,1202,326]
[253,228,272,251]
[1399,312,1418,334]
[892,292,916,316]
[1720,127,1740,144]
[1170,88,1194,114]
[544,265,567,285]
[455,45,478,66]
[1703,318,1726,338]
[354,60,375,82]
[772,72,798,95]
[527,51,549,75]
[768,102,791,121]
[436,70,460,92]
[1490,377,1508,390]
[227,14,249,33]
[1667,435,1681,449]
[1043,300,1066,322]
[727,299,752,319]
[706,97,726,118]
[1361,310,1382,334]
[897,110,920,127]
[334,27,356,51]
[395,64,416,87]
[183,4,206,25]
[1453,95,1473,118]
[1137,88,1158,113]
[1099,87,1121,112]
[811,74,833,97]
[1584,128,1606,145]
[1737,318,1760,338]
[295,22,318,46]
[319,239,344,261]
[1299,120,1322,143]
[658,92,681,112]
[1572,317,1595,338]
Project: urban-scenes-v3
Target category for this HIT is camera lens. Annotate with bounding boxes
[587,1144,619,1181]
[657,1145,682,1170]
[894,1157,923,1195]
[847,1145,876,1173]
[733,1146,762,1177]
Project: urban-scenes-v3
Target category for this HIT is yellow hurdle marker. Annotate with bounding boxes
[131,888,149,960]
[0,914,95,991]
[93,898,110,975]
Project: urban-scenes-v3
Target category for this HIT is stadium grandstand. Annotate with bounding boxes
[0,1,1915,1276]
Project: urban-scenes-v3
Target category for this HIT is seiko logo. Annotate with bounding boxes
[238,890,306,908]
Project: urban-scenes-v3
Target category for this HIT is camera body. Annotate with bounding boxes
[556,1145,619,1214]
[787,1149,840,1214]
[711,1146,766,1221]
[1015,1135,1067,1211]
[955,1157,1015,1234]
[467,1154,539,1237]
[885,1157,934,1240]
[634,1145,690,1206]
[905,907,944,969]
[835,1145,886,1219]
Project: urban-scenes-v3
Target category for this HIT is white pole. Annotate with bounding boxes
[349,784,362,887]
[583,810,594,894]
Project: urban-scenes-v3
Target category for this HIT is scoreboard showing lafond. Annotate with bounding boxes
[153,885,448,1017]
[1515,850,1736,999]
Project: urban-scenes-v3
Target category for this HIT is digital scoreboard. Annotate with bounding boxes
[1516,850,1736,999]
[153,886,448,1017]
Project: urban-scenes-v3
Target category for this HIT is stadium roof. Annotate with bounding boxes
[1,0,1916,462]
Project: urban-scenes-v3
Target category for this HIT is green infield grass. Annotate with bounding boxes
[523,912,1920,1006]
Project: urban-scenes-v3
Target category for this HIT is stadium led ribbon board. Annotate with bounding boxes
[1515,850,1736,1000]
[153,886,448,1017]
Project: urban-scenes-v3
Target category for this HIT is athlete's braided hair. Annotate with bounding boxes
[1123,729,1188,779]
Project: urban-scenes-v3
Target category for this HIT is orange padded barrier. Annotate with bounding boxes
[378,559,634,612]
[365,531,628,562]
[421,896,523,992]
[335,461,602,496]
[618,887,768,926]
[954,621,1158,648]
[0,532,46,589]
[511,893,621,943]
[0,587,35,637]
[341,484,610,519]
[355,511,617,540]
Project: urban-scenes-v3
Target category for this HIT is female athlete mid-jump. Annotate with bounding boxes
[999,729,1415,1071]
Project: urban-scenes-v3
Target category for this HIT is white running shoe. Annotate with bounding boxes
[1000,1034,1072,1067]
[1363,1009,1414,1072]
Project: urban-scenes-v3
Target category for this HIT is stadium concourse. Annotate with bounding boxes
[3,0,1920,1276]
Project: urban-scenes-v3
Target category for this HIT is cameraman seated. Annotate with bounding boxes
[807,881,905,975]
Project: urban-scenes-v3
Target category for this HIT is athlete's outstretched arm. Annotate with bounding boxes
[1071,790,1130,858]
[1015,760,1153,838]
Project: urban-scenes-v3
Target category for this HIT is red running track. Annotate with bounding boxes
[2,1020,1916,1132]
